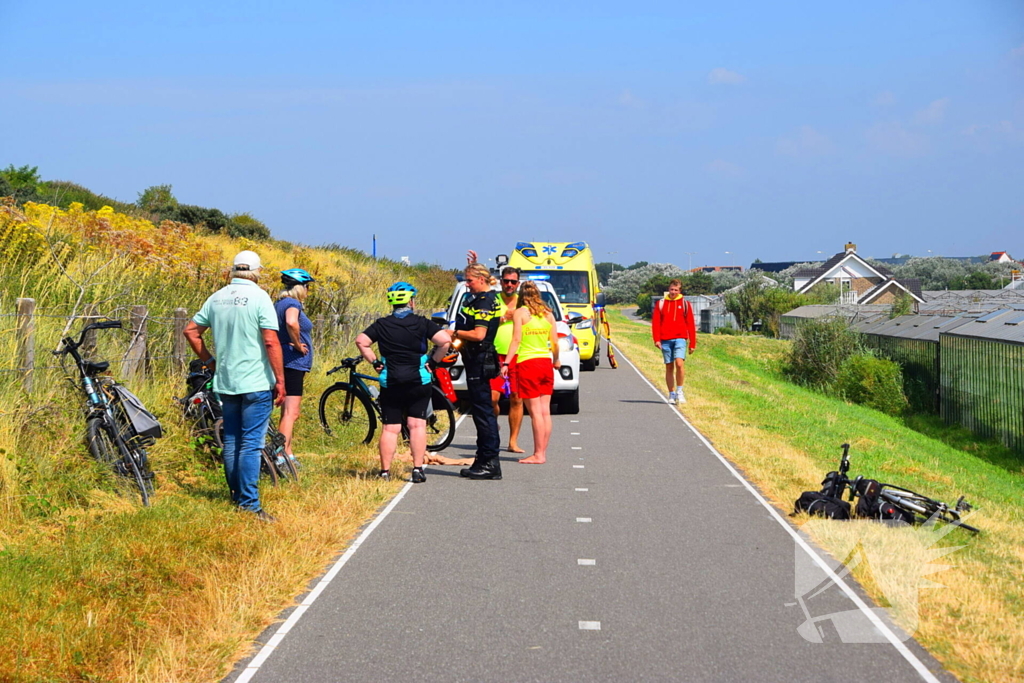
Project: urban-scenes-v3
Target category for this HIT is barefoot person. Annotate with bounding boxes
[652,279,696,404]
[502,280,560,464]
[491,266,526,453]
[274,268,316,469]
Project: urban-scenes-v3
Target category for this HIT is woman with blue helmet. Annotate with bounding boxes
[275,268,316,467]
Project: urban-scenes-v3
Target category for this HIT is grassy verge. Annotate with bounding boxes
[607,308,1023,683]
[0,363,418,682]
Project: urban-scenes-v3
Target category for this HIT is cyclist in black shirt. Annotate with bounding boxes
[355,282,452,483]
[452,258,503,480]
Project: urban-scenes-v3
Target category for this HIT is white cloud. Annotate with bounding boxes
[776,125,835,157]
[1011,43,1024,59]
[865,122,929,157]
[963,120,1024,144]
[873,91,896,106]
[708,68,746,85]
[618,89,646,108]
[706,159,745,178]
[913,98,950,125]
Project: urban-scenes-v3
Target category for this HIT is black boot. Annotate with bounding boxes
[460,456,502,480]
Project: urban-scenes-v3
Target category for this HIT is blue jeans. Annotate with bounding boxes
[220,391,273,511]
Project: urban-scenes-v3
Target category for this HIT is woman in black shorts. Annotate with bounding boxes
[274,268,316,467]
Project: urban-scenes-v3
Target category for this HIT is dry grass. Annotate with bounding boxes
[608,308,1024,683]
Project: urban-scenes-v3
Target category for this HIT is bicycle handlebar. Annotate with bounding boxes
[55,319,123,356]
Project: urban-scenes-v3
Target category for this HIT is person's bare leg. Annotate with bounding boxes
[675,358,686,388]
[279,396,302,456]
[406,417,427,469]
[379,423,402,472]
[665,363,675,394]
[491,389,501,417]
[507,395,525,452]
[519,395,550,464]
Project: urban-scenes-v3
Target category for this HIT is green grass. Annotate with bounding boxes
[607,307,1024,683]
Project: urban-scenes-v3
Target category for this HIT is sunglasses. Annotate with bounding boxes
[502,278,519,284]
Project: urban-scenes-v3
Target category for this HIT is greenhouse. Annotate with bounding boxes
[939,308,1024,454]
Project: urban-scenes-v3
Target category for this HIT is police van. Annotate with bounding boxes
[438,279,581,414]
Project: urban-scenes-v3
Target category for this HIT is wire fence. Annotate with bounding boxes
[1,298,381,392]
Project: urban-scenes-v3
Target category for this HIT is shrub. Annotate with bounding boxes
[785,316,865,389]
[636,292,653,318]
[836,354,908,416]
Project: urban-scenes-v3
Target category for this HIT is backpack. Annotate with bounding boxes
[854,479,914,524]
[793,470,851,520]
[186,358,214,398]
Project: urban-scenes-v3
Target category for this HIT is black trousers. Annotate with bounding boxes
[464,354,500,463]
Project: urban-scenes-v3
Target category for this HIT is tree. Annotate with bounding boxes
[708,269,744,293]
[889,291,914,318]
[626,261,649,270]
[228,213,271,240]
[136,184,178,216]
[595,261,624,285]
[681,271,714,295]
[963,270,994,290]
[0,164,42,204]
[603,263,685,304]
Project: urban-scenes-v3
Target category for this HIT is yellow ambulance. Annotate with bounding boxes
[507,241,605,370]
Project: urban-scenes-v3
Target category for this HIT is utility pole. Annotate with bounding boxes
[684,251,697,271]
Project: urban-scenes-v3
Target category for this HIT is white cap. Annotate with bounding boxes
[233,250,262,271]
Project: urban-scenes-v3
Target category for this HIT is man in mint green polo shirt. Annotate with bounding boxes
[184,250,285,521]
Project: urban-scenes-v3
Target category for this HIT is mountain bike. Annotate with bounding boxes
[56,319,156,506]
[177,360,298,483]
[874,484,978,533]
[318,357,456,451]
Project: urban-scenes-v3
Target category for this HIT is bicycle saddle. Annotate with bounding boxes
[85,360,110,375]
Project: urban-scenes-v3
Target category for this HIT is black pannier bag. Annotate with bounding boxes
[113,384,164,441]
[186,358,214,397]
[794,491,851,520]
[854,479,914,524]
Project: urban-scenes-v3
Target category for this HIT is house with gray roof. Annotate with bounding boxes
[791,242,924,306]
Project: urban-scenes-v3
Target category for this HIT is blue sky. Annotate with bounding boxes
[2,1,1022,269]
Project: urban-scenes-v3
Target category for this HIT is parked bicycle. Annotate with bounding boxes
[177,359,298,483]
[56,319,158,506]
[796,443,979,534]
[318,357,456,451]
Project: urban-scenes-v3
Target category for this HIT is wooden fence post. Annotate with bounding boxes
[124,305,148,381]
[16,298,35,393]
[172,308,189,370]
[81,303,98,359]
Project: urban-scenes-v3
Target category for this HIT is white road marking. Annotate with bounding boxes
[571,432,581,435]
[575,488,588,491]
[234,482,415,683]
[573,465,585,469]
[611,342,943,683]
[578,621,601,630]
[576,517,592,523]
[578,559,596,565]
[571,420,580,423]
[571,446,582,450]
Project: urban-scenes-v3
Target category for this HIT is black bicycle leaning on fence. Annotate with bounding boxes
[56,319,160,506]
[318,357,457,452]
[177,359,299,483]
[794,443,979,534]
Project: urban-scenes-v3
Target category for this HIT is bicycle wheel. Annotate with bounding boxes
[260,448,279,486]
[319,383,377,445]
[86,416,119,466]
[266,424,299,482]
[881,486,979,533]
[425,385,456,452]
[121,444,153,507]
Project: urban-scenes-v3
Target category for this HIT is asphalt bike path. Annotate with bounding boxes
[227,345,957,683]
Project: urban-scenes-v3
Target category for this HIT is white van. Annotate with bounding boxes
[438,279,581,414]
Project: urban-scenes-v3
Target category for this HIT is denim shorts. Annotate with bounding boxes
[661,338,689,363]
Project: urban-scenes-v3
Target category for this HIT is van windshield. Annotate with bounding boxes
[532,271,590,304]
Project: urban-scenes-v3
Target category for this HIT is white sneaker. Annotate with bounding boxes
[668,390,677,404]
[676,388,686,404]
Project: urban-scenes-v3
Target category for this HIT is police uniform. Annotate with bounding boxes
[455,290,503,477]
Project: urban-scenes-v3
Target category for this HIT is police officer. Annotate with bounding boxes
[453,256,503,479]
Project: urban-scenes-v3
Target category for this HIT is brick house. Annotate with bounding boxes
[792,242,924,305]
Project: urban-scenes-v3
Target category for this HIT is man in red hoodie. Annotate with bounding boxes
[651,279,696,404]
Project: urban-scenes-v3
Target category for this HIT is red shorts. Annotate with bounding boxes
[489,354,518,395]
[515,357,554,399]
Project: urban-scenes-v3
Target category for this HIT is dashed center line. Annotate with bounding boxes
[571,446,582,450]
[578,621,601,630]
[576,517,592,523]
[571,432,581,435]
[577,559,596,566]
[570,420,580,423]
[573,465,585,469]
[575,488,588,491]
